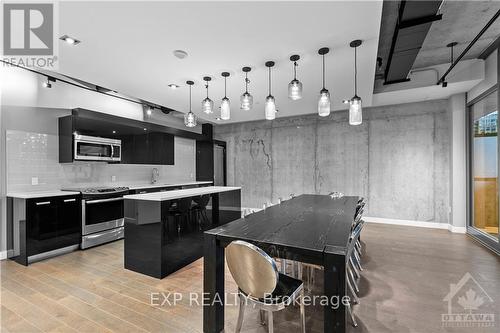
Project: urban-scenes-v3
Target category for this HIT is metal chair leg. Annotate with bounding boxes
[353,250,363,271]
[235,295,245,333]
[259,310,266,326]
[346,302,358,327]
[348,267,360,293]
[349,257,360,280]
[299,289,306,333]
[267,311,274,333]
[347,277,359,304]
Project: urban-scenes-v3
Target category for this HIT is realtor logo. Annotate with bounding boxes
[442,272,495,328]
[2,2,58,68]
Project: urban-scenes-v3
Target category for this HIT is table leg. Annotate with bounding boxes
[324,252,346,332]
[211,193,220,225]
[203,232,225,333]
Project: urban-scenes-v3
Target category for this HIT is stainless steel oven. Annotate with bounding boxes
[74,134,121,162]
[63,186,129,249]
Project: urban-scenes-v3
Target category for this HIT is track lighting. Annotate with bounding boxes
[184,81,197,128]
[265,61,276,120]
[349,40,363,125]
[317,47,331,117]
[240,67,253,111]
[221,72,231,120]
[202,76,214,114]
[288,55,303,100]
[42,76,55,88]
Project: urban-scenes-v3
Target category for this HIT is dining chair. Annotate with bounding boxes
[226,240,306,333]
[191,194,210,229]
[168,198,193,235]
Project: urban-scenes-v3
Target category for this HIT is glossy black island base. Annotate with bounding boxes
[123,186,241,279]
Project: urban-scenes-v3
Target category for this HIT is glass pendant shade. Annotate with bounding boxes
[221,97,231,120]
[288,79,303,100]
[202,97,214,114]
[318,89,331,117]
[349,96,362,125]
[265,95,276,120]
[240,92,253,111]
[184,111,197,127]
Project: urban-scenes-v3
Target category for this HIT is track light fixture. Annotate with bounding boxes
[42,76,55,88]
[317,47,331,117]
[184,81,197,127]
[221,72,231,120]
[349,40,363,125]
[265,61,276,120]
[288,55,303,100]
[240,67,253,111]
[202,76,214,114]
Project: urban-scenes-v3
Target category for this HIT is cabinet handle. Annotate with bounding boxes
[36,201,51,206]
[64,198,76,203]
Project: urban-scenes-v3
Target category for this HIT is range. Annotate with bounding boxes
[62,186,129,249]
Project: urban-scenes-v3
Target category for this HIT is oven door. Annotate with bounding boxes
[83,197,124,235]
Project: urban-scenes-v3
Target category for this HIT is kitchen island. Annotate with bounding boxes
[123,186,241,278]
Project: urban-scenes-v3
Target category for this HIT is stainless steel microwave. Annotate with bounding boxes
[74,134,121,162]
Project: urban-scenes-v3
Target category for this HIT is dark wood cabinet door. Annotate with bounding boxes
[57,196,81,247]
[26,198,59,256]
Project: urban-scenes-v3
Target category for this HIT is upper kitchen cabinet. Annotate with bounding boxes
[59,108,175,165]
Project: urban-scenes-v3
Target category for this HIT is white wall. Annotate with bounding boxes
[448,93,467,231]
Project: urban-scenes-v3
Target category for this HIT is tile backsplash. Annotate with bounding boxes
[6,130,196,193]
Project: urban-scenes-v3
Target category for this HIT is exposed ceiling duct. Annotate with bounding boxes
[384,0,443,85]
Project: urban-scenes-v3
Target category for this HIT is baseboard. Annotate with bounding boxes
[0,250,7,260]
[364,216,466,233]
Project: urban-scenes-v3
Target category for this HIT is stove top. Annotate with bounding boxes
[62,186,129,195]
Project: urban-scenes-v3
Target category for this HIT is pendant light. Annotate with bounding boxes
[349,40,363,125]
[265,61,276,120]
[220,72,230,120]
[318,47,331,117]
[240,67,253,110]
[184,80,197,127]
[201,76,214,114]
[288,55,303,100]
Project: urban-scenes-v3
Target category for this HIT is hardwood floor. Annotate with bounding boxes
[1,223,499,333]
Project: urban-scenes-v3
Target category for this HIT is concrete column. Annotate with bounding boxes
[448,93,467,232]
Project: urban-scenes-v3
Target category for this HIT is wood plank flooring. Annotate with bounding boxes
[1,223,499,333]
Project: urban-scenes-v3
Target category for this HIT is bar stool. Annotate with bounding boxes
[168,198,192,235]
[226,240,306,333]
[191,194,210,230]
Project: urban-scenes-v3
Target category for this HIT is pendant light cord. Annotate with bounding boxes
[245,72,249,93]
[322,54,325,89]
[354,46,358,95]
[189,85,192,111]
[205,81,209,98]
[224,77,227,98]
[293,62,297,80]
[268,67,271,95]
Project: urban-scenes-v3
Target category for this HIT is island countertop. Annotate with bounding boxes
[123,186,241,201]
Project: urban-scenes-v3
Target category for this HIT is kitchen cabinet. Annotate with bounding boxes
[121,132,174,165]
[8,194,81,265]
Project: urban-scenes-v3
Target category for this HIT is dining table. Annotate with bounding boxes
[203,194,360,333]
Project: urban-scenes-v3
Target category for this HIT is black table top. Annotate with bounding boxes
[206,194,359,257]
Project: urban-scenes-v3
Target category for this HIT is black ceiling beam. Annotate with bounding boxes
[384,0,443,85]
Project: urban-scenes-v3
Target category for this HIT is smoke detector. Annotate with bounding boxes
[173,50,188,59]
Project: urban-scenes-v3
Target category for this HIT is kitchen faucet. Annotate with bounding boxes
[151,168,160,184]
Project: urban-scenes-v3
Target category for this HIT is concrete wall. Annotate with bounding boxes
[215,99,451,224]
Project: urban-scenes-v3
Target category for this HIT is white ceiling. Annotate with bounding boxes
[58,1,382,124]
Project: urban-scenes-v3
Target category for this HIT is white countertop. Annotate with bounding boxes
[7,190,81,199]
[128,181,213,190]
[124,186,241,201]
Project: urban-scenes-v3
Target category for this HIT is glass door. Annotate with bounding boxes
[469,89,499,252]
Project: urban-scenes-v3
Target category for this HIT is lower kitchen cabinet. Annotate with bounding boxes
[8,194,82,265]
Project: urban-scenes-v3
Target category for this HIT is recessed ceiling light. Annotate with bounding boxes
[59,35,81,45]
[143,128,147,131]
[173,50,188,59]
[168,84,180,90]
[112,130,116,134]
